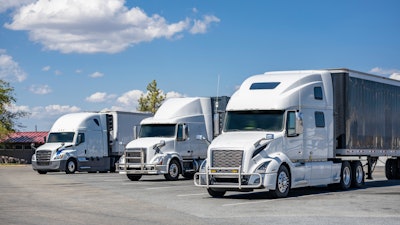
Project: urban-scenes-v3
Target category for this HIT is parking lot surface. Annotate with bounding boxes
[1,165,399,225]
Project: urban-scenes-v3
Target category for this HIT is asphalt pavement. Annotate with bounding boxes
[1,165,399,225]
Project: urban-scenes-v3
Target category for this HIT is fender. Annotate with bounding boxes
[161,152,183,168]
[262,152,294,190]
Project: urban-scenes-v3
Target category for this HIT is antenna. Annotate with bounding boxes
[216,74,220,111]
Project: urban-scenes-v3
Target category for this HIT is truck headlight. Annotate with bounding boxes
[150,156,163,165]
[54,153,65,160]
[256,161,271,172]
[119,155,125,164]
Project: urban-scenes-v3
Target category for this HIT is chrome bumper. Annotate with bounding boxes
[194,166,263,189]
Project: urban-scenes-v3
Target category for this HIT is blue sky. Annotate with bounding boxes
[1,0,399,131]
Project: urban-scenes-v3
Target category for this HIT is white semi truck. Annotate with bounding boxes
[195,69,400,198]
[32,111,150,174]
[117,96,229,181]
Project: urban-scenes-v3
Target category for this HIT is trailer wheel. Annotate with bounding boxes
[351,161,364,188]
[207,188,226,198]
[385,159,398,180]
[37,170,47,174]
[65,158,77,174]
[270,165,290,198]
[127,174,142,181]
[164,159,180,181]
[339,161,352,190]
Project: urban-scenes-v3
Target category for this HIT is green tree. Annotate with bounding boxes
[0,80,28,139]
[137,80,166,114]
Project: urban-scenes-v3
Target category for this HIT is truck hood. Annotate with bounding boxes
[36,143,74,152]
[125,137,174,149]
[210,132,281,149]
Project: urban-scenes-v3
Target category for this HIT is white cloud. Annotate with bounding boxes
[54,70,62,75]
[86,92,117,103]
[165,91,185,99]
[4,0,219,54]
[390,73,400,81]
[14,104,82,131]
[0,0,36,13]
[89,71,104,78]
[370,67,400,78]
[43,104,81,116]
[0,50,27,82]
[117,89,144,106]
[190,15,220,34]
[42,66,50,71]
[28,84,52,95]
[11,104,81,119]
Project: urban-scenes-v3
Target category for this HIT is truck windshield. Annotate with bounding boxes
[139,124,176,138]
[224,110,284,132]
[47,132,75,143]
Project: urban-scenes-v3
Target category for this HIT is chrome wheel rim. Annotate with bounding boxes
[169,163,178,178]
[355,165,363,184]
[343,166,351,185]
[67,161,75,172]
[277,171,289,193]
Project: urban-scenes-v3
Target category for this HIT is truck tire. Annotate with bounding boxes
[127,174,142,181]
[65,158,77,174]
[270,165,290,198]
[339,161,352,190]
[207,188,226,198]
[385,159,398,180]
[37,170,47,174]
[351,161,364,188]
[164,159,180,181]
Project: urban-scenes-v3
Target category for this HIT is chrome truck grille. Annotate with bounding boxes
[36,150,51,165]
[125,148,146,164]
[211,150,243,168]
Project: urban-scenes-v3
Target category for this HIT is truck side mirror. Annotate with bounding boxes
[287,111,302,137]
[133,125,138,139]
[76,133,85,145]
[295,112,303,134]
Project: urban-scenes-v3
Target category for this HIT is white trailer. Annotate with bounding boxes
[117,97,229,181]
[195,69,400,198]
[32,111,150,174]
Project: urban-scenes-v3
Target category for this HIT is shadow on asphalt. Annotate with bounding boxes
[220,179,400,200]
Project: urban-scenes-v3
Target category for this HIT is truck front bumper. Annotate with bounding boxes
[116,163,168,175]
[194,167,271,190]
[32,160,67,172]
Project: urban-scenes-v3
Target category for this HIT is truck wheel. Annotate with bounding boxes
[164,159,180,181]
[351,161,364,188]
[339,161,352,190]
[385,159,398,180]
[65,158,77,174]
[270,165,290,198]
[127,174,142,181]
[37,170,47,174]
[207,188,226,198]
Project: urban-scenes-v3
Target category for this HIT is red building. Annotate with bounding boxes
[0,131,48,163]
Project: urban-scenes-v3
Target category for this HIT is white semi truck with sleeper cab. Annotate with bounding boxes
[195,69,400,198]
[32,111,150,174]
[117,97,229,181]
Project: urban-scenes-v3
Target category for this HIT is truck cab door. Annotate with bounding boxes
[176,124,192,158]
[284,111,304,161]
[75,132,87,157]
